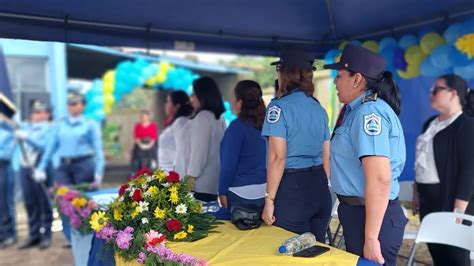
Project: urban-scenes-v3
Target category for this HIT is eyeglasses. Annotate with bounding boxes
[67,102,79,106]
[430,86,452,96]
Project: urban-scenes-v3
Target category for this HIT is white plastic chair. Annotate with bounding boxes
[407,212,474,265]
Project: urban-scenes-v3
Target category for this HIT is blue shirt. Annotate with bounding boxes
[21,121,51,152]
[219,118,267,195]
[330,93,406,200]
[0,121,15,160]
[262,90,330,169]
[38,115,104,175]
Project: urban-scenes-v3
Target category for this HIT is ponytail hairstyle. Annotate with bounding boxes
[169,90,193,123]
[234,80,266,130]
[349,70,401,115]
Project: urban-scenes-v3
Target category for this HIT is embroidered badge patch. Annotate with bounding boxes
[267,105,281,123]
[364,113,382,136]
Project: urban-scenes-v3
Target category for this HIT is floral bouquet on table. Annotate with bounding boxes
[54,186,100,235]
[93,167,218,265]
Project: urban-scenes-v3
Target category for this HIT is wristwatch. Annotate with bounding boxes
[265,191,275,201]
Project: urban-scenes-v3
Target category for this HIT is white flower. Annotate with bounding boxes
[141,218,149,224]
[175,203,188,214]
[143,191,151,197]
[137,201,149,213]
[162,182,170,188]
[146,175,154,183]
[118,196,124,202]
[187,192,194,199]
[142,184,148,190]
[129,188,136,197]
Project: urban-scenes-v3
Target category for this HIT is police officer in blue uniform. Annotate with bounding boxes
[15,100,53,250]
[0,116,16,249]
[35,91,104,186]
[261,48,332,242]
[325,44,407,265]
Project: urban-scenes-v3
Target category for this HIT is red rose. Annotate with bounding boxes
[166,171,180,183]
[132,189,143,202]
[118,184,129,196]
[130,166,151,180]
[165,219,182,232]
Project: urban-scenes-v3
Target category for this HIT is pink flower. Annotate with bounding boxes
[145,230,166,248]
[87,201,98,210]
[70,214,82,228]
[136,252,147,264]
[80,208,92,218]
[116,226,134,250]
[63,190,79,201]
[96,225,116,242]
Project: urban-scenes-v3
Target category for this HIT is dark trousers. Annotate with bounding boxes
[0,160,14,240]
[338,199,408,266]
[20,167,53,240]
[227,191,264,210]
[131,144,157,172]
[194,192,218,203]
[56,158,95,185]
[273,165,332,242]
[417,183,471,266]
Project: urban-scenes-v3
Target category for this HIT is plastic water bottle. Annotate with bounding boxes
[278,232,317,255]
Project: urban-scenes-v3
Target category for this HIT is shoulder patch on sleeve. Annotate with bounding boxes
[364,113,382,136]
[266,105,281,123]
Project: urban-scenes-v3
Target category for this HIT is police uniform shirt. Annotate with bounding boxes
[0,121,15,160]
[262,90,330,169]
[330,92,406,200]
[19,121,51,166]
[38,115,104,175]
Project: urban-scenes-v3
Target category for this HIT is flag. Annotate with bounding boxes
[0,46,15,118]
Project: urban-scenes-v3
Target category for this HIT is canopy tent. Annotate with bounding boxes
[0,0,473,57]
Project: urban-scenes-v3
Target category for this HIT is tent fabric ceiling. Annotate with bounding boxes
[0,0,473,57]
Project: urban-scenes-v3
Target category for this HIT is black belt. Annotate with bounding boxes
[284,165,322,174]
[337,195,399,206]
[61,155,92,164]
[0,159,10,165]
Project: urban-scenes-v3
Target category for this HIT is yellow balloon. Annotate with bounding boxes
[156,73,167,84]
[362,40,380,53]
[404,45,427,65]
[104,94,115,106]
[420,32,445,54]
[145,77,155,87]
[102,70,115,83]
[339,41,349,51]
[104,104,112,115]
[455,33,474,59]
[335,54,341,63]
[397,63,420,79]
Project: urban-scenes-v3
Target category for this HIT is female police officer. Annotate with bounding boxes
[35,91,104,186]
[324,44,407,265]
[261,47,332,242]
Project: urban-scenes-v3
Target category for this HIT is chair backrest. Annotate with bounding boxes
[415,212,474,251]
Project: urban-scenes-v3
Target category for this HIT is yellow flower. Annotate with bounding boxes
[154,207,166,219]
[156,170,166,182]
[71,197,87,208]
[174,231,188,240]
[187,224,194,234]
[168,186,178,194]
[132,202,138,207]
[56,186,69,196]
[131,207,140,219]
[147,186,159,196]
[113,209,123,221]
[169,192,179,205]
[90,211,108,232]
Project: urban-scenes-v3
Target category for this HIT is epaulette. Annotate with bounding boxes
[362,93,378,103]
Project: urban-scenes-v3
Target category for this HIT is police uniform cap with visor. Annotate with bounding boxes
[67,91,85,105]
[31,100,51,113]
[271,47,316,72]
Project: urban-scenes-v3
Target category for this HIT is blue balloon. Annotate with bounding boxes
[379,37,398,51]
[444,23,464,43]
[223,101,231,110]
[380,47,395,66]
[451,48,471,67]
[399,35,418,49]
[418,27,436,39]
[463,16,474,33]
[349,40,361,46]
[431,45,455,69]
[324,49,341,64]
[454,63,474,80]
[393,47,407,71]
[420,58,445,77]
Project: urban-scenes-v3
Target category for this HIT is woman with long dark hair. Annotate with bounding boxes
[219,80,267,209]
[158,90,193,172]
[325,44,407,265]
[261,47,332,243]
[175,77,226,202]
[412,74,474,266]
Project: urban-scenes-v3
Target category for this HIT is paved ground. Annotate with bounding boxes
[0,164,433,265]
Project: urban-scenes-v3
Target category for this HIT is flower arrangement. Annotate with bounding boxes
[54,186,99,235]
[94,167,217,265]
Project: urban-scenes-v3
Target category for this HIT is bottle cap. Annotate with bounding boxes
[278,245,287,253]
